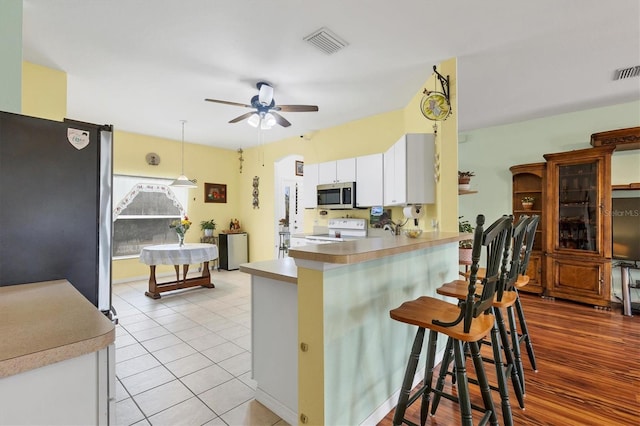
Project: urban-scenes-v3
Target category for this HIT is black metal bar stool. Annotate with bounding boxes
[389,214,513,426]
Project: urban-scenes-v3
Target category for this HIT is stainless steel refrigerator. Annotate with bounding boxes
[219,232,248,270]
[0,111,113,315]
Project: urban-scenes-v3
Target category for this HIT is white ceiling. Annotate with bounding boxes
[22,0,640,150]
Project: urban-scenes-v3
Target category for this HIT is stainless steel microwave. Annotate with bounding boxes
[317,182,356,209]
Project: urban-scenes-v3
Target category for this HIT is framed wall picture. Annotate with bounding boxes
[205,183,227,203]
[295,160,304,176]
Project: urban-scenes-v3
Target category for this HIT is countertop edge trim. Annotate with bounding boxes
[0,328,115,379]
[239,265,297,284]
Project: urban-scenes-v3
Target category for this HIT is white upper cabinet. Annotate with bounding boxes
[302,163,319,208]
[383,133,435,206]
[356,153,384,207]
[318,158,356,184]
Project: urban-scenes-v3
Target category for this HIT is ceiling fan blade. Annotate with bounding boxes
[271,112,292,127]
[229,112,256,123]
[275,105,319,112]
[205,98,253,108]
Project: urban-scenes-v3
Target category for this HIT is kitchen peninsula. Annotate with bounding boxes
[240,232,466,426]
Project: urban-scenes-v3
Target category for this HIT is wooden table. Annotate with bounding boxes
[139,243,218,299]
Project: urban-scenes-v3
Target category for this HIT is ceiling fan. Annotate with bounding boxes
[205,82,318,128]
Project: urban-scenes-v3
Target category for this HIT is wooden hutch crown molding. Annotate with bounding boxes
[590,126,640,151]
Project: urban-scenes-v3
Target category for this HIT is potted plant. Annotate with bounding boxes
[458,171,475,191]
[521,196,535,210]
[458,216,474,264]
[200,219,217,237]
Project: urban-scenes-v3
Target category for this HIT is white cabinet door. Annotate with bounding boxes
[318,159,356,184]
[302,163,318,208]
[356,153,383,207]
[383,133,434,206]
[318,161,337,184]
[336,158,356,182]
[383,136,407,205]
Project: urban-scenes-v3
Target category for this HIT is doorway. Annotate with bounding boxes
[274,156,304,258]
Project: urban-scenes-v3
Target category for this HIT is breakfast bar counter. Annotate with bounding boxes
[241,232,468,426]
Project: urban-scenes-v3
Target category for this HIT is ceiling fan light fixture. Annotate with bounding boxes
[263,112,276,128]
[247,113,260,128]
[258,83,274,105]
[170,120,197,189]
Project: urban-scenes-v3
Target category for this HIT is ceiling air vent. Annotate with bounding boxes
[303,27,348,55]
[613,65,640,80]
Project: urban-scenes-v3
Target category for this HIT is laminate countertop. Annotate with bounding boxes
[287,231,468,265]
[240,232,468,283]
[0,279,115,378]
[239,257,298,284]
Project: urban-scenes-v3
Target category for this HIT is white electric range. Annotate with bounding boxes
[305,218,368,244]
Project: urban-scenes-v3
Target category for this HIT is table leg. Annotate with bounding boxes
[183,264,189,283]
[144,265,161,299]
[202,261,215,288]
[174,265,180,282]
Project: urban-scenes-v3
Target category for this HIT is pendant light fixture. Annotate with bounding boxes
[170,120,197,188]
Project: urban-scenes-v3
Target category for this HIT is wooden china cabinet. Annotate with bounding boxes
[543,145,614,308]
[510,162,546,294]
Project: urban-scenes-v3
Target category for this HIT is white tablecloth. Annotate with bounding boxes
[139,243,219,266]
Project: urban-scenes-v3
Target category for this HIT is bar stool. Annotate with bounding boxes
[434,215,530,419]
[389,214,513,426]
[463,215,540,376]
[511,215,540,379]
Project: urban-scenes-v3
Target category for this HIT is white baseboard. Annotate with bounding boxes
[360,349,444,426]
[255,387,297,426]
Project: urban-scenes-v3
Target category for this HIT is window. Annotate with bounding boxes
[112,175,188,258]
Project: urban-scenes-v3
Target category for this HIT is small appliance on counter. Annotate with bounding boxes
[305,218,367,243]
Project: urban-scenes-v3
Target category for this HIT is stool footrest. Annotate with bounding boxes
[432,388,491,416]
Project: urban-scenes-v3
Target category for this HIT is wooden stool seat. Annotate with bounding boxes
[437,280,518,309]
[390,296,495,342]
[514,275,530,288]
[465,267,529,288]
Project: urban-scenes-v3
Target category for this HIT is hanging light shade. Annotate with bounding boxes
[170,120,197,188]
[247,113,260,128]
[262,112,276,129]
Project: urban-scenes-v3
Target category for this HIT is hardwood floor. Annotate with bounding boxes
[377,293,640,426]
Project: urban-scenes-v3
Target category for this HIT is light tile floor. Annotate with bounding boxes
[113,269,288,426]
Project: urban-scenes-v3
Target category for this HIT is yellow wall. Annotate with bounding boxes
[22,62,67,120]
[111,130,240,281]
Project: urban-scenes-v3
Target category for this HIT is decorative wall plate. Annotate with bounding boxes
[420,92,451,121]
[145,152,160,165]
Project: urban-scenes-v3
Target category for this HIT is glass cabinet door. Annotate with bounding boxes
[557,161,598,252]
